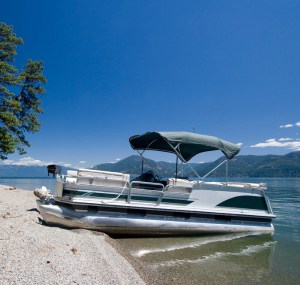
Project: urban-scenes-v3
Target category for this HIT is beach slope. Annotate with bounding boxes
[0,185,145,285]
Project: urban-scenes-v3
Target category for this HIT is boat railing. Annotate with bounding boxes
[127,181,165,203]
[58,170,194,205]
[262,189,274,214]
[128,179,193,205]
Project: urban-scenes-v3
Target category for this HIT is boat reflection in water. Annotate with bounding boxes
[118,233,276,285]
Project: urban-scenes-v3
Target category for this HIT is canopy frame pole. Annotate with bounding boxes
[175,156,178,180]
[225,160,228,186]
[201,159,228,180]
[165,140,202,180]
[135,139,161,178]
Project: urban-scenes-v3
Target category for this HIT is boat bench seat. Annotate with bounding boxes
[131,181,164,191]
[67,170,78,176]
[166,178,193,194]
[76,169,130,188]
[65,170,78,183]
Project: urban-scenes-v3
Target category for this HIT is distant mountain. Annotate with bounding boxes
[0,165,74,178]
[92,155,203,178]
[196,151,300,177]
[93,152,300,178]
[1,151,300,178]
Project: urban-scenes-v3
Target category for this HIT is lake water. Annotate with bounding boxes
[1,177,299,285]
[0,177,56,192]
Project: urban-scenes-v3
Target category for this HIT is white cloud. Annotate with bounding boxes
[3,159,14,164]
[58,162,72,167]
[79,161,86,164]
[2,157,72,167]
[280,124,293,128]
[279,121,300,128]
[251,138,300,151]
[3,157,47,166]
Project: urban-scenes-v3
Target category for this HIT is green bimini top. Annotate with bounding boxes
[129,131,241,162]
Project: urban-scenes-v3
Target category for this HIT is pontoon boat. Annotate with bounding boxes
[35,132,275,236]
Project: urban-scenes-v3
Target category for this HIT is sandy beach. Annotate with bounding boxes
[0,185,150,285]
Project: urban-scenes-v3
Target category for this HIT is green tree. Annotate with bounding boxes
[0,22,46,160]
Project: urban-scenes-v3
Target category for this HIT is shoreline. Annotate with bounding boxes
[0,184,153,285]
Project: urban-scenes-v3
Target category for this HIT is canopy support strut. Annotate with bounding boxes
[165,140,202,180]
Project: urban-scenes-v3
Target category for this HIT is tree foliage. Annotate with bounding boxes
[0,22,46,160]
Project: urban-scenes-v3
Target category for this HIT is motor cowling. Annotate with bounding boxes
[47,164,61,177]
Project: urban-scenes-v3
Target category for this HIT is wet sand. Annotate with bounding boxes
[0,185,153,285]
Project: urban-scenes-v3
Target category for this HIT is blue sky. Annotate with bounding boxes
[1,0,300,168]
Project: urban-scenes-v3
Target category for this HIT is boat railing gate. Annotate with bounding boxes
[127,181,193,205]
[127,181,165,204]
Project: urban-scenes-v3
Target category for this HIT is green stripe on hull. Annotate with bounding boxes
[217,196,268,211]
[63,189,192,205]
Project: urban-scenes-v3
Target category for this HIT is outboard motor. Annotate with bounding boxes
[47,164,61,177]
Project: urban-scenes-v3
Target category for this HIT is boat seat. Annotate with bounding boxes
[64,170,78,183]
[76,169,130,187]
[167,178,193,187]
[77,177,93,185]
[131,181,164,191]
[166,178,193,194]
[67,170,78,176]
[78,169,129,179]
[92,177,129,187]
